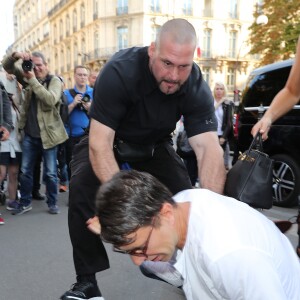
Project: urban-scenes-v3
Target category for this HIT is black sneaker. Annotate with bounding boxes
[60,281,104,300]
[32,191,45,200]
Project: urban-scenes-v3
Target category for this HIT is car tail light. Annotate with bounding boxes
[233,113,239,138]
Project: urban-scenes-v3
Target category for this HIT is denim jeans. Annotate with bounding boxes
[20,134,58,207]
[57,142,68,185]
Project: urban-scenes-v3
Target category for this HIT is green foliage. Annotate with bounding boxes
[249,0,300,65]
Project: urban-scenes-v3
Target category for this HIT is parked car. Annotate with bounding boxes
[235,58,300,207]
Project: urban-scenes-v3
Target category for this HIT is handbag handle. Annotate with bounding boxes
[247,132,263,154]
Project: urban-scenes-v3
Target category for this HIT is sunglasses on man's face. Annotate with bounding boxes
[113,217,157,259]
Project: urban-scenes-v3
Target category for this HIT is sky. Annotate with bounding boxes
[0,1,15,59]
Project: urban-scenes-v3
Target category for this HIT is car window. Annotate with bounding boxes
[242,66,292,107]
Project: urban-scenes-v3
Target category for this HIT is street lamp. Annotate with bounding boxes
[256,14,268,25]
[256,2,268,25]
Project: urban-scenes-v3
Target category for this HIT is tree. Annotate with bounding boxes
[249,0,300,66]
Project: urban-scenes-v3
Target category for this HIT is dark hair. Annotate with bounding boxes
[96,170,176,247]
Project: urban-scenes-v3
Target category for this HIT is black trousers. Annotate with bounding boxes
[68,135,192,276]
[66,135,84,180]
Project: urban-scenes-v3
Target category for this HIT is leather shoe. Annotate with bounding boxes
[32,191,45,200]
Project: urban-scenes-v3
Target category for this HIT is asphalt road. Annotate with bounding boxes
[0,190,298,300]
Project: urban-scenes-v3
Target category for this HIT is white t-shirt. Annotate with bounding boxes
[214,100,223,136]
[174,189,300,300]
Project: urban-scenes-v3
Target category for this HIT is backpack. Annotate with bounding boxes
[44,75,69,124]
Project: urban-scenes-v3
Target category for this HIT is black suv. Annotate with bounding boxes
[236,58,300,207]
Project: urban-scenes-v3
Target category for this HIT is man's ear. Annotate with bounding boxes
[148,42,156,58]
[159,203,175,225]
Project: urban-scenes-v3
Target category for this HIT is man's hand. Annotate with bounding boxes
[12,51,31,61]
[219,137,226,145]
[12,52,35,80]
[81,100,91,112]
[86,216,101,235]
[0,127,10,141]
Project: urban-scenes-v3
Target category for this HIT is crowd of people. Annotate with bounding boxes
[0,52,98,222]
[0,17,299,300]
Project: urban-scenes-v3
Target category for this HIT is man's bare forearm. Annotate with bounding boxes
[89,146,120,184]
[198,147,226,194]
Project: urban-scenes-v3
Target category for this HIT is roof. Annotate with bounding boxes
[251,59,294,76]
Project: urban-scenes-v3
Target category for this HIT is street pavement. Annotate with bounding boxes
[0,190,298,300]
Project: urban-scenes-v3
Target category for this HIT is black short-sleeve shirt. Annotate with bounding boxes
[90,47,217,145]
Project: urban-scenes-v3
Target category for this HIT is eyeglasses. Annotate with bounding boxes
[113,217,156,258]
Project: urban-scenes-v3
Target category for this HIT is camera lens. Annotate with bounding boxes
[22,60,34,72]
[82,94,90,103]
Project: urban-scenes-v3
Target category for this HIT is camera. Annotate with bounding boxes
[78,94,91,111]
[22,59,34,72]
[81,94,91,103]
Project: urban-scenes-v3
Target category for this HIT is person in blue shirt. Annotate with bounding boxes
[64,65,93,179]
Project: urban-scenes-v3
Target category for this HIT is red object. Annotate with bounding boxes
[197,47,201,58]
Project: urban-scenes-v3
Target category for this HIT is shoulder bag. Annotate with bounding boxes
[224,132,273,209]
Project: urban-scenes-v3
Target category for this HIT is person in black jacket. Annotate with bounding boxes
[213,82,234,169]
[0,80,13,141]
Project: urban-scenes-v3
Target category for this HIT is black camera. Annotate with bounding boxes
[81,94,91,103]
[78,94,91,111]
[22,59,34,72]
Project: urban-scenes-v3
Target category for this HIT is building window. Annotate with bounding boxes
[66,15,70,36]
[229,0,237,19]
[59,19,63,40]
[182,0,192,15]
[202,29,211,58]
[44,22,49,38]
[203,0,212,17]
[60,49,64,73]
[202,67,210,84]
[37,28,40,42]
[94,31,100,57]
[81,38,88,63]
[67,47,71,70]
[151,26,160,43]
[80,4,85,28]
[117,27,128,51]
[93,0,99,20]
[117,0,128,15]
[74,42,78,66]
[150,0,161,13]
[226,67,235,91]
[73,9,77,31]
[228,31,237,58]
[55,52,58,74]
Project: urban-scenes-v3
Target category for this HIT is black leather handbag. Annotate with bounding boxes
[224,133,273,209]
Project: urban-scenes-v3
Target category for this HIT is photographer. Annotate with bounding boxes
[2,51,68,215]
[64,65,93,179]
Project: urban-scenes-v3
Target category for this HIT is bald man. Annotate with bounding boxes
[61,18,225,300]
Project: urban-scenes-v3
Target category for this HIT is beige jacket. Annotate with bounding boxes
[2,55,68,149]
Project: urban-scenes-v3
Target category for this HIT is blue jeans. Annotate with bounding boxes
[20,134,58,207]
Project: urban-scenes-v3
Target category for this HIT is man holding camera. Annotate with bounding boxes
[2,51,68,215]
[64,65,93,180]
